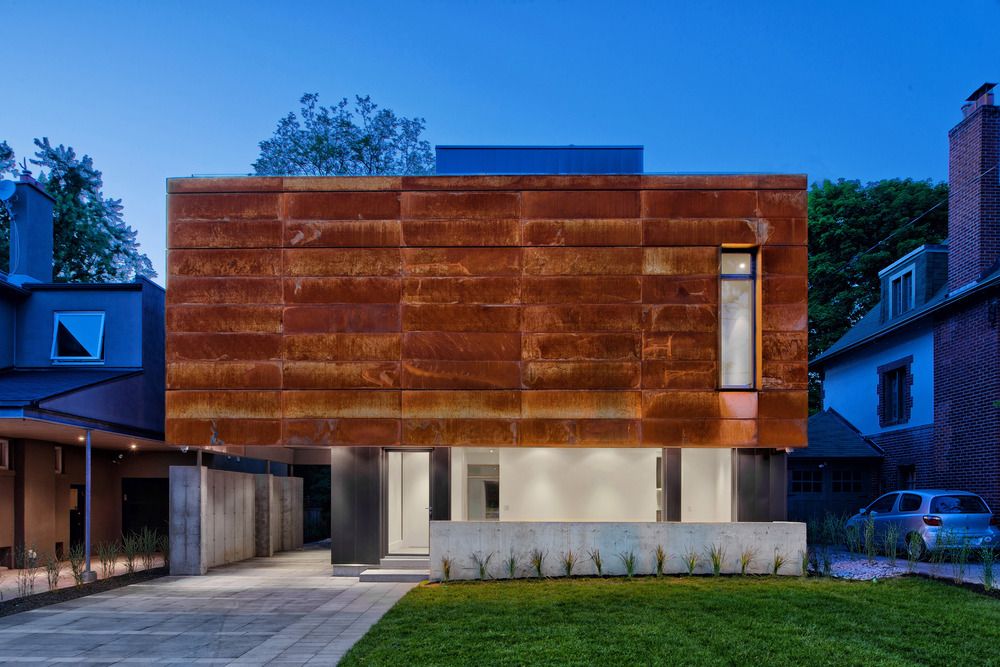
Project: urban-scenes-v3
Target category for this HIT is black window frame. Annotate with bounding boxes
[831,469,863,493]
[877,356,913,427]
[790,468,823,494]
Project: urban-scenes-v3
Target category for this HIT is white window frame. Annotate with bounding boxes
[0,439,8,470]
[889,268,915,319]
[51,311,106,364]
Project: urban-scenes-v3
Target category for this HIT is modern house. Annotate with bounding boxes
[165,145,809,573]
[812,83,1000,510]
[0,170,193,566]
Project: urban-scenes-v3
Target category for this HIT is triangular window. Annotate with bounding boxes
[51,312,105,363]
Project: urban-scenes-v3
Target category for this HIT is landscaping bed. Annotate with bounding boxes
[341,576,1000,666]
[0,567,167,618]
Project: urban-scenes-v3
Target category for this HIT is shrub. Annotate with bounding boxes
[471,551,494,580]
[502,551,519,579]
[44,554,61,590]
[654,545,667,576]
[440,556,453,583]
[706,544,725,576]
[588,548,603,577]
[530,548,547,578]
[682,548,700,576]
[617,550,637,578]
[738,546,757,575]
[68,543,86,586]
[15,545,39,597]
[560,550,577,577]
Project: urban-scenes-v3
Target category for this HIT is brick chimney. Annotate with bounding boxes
[948,82,1000,291]
[5,168,54,285]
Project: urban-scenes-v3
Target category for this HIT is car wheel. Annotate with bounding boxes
[906,533,927,561]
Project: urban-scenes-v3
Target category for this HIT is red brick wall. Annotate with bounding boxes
[948,104,1000,290]
[165,175,808,450]
[933,299,1000,508]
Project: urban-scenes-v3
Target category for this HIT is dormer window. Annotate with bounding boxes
[51,312,105,364]
[890,269,914,318]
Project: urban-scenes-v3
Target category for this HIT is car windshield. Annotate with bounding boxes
[929,495,989,514]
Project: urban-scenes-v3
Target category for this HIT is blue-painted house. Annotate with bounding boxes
[0,171,193,565]
[806,84,1000,517]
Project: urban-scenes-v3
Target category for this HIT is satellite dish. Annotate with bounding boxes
[0,180,15,202]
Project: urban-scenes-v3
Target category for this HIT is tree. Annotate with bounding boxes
[0,141,16,268]
[254,94,434,176]
[808,178,949,411]
[7,138,155,282]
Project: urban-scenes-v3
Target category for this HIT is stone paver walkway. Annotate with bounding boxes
[0,546,414,665]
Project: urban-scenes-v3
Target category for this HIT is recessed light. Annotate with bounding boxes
[77,435,85,442]
[129,443,137,450]
[739,263,747,269]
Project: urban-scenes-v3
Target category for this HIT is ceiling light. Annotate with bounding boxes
[739,263,747,269]
[129,443,137,450]
[77,435,85,442]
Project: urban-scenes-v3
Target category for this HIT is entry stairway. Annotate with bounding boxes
[334,556,430,583]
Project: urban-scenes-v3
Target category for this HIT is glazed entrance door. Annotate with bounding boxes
[386,450,430,554]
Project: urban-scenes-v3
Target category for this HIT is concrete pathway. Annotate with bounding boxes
[0,547,414,665]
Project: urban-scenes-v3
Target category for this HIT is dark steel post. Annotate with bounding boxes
[81,431,96,582]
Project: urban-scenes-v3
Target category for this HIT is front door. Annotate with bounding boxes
[386,450,430,554]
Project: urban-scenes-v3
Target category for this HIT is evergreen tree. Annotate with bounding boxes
[0,138,155,282]
[254,94,434,176]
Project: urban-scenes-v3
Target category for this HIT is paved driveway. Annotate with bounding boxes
[0,546,414,665]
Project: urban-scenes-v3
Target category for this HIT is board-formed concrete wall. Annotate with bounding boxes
[171,466,303,575]
[430,521,806,580]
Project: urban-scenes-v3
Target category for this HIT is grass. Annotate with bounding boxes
[341,576,1000,666]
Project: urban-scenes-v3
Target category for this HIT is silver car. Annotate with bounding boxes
[846,489,1000,558]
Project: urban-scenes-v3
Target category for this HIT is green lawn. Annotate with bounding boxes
[341,576,1000,666]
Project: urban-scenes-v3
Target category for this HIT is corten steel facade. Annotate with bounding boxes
[165,175,808,451]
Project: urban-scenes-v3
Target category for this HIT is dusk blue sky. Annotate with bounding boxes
[5,0,999,282]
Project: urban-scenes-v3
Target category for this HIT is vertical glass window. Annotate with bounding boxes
[51,312,105,363]
[890,269,914,318]
[720,251,755,388]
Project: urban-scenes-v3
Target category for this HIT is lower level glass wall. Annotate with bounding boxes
[450,447,733,522]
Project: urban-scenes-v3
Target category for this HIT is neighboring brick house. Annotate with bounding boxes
[812,83,1000,509]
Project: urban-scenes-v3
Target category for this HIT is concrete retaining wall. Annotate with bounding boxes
[170,467,303,575]
[430,521,807,580]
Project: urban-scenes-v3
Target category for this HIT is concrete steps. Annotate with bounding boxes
[359,568,428,583]
[379,556,430,570]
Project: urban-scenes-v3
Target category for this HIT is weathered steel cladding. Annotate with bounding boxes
[166,175,807,449]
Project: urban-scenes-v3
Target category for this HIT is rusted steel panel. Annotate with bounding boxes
[166,175,808,449]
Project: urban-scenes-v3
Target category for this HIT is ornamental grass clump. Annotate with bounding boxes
[980,546,996,591]
[706,544,725,576]
[952,535,972,584]
[97,540,120,579]
[44,554,61,590]
[138,527,158,571]
[738,546,757,575]
[158,533,170,568]
[800,550,810,576]
[588,548,603,577]
[122,532,140,574]
[471,551,494,580]
[844,523,861,557]
[440,556,453,583]
[863,516,877,565]
[617,550,637,578]
[69,543,86,586]
[682,548,700,576]
[883,522,901,568]
[502,551,519,579]
[772,550,787,575]
[560,550,578,577]
[654,545,667,576]
[906,536,922,573]
[530,548,547,578]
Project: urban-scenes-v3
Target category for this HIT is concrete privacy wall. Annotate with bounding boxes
[171,466,303,575]
[430,521,806,580]
[255,474,304,557]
